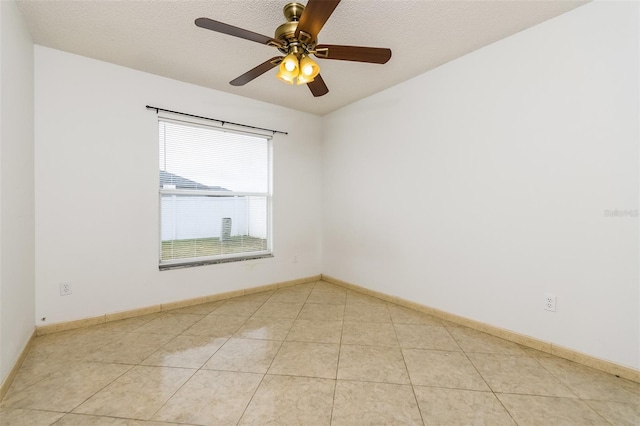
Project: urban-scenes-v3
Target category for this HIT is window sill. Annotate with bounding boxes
[159,253,273,271]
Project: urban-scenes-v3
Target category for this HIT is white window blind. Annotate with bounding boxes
[158,117,271,268]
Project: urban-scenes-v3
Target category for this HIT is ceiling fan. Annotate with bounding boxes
[195,0,392,97]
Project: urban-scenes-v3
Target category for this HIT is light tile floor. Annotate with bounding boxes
[1,281,639,425]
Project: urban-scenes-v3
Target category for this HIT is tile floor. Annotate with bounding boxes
[1,281,638,425]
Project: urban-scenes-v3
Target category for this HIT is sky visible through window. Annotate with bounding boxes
[159,121,268,193]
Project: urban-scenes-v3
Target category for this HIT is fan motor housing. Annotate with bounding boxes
[275,21,298,42]
[275,2,317,53]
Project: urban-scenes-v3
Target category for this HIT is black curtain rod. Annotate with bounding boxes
[146,105,288,136]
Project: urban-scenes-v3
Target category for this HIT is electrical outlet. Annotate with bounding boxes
[60,283,72,296]
[544,293,556,312]
[292,255,298,263]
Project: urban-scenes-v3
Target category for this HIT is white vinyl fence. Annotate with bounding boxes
[161,195,267,241]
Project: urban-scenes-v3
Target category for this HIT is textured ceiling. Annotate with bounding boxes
[16,0,587,116]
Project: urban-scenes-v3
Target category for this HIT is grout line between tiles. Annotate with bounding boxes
[234,285,306,424]
[329,288,348,425]
[441,327,522,425]
[146,366,199,422]
[579,400,619,426]
[65,362,136,416]
[388,313,426,425]
[532,355,593,403]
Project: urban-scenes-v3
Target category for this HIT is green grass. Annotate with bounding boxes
[161,236,267,261]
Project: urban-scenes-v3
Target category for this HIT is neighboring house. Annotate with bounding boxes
[159,170,229,191]
[159,170,265,241]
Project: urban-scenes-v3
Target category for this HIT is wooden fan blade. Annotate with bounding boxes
[315,45,392,64]
[307,74,329,97]
[230,57,283,86]
[195,18,281,47]
[295,0,341,42]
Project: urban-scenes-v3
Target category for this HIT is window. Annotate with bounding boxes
[158,116,272,268]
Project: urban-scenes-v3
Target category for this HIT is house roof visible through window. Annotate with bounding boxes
[159,170,229,191]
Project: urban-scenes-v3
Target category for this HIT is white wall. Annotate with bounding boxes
[34,46,323,325]
[0,0,35,384]
[323,1,639,369]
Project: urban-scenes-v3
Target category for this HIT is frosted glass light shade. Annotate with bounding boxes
[298,55,320,80]
[277,53,299,85]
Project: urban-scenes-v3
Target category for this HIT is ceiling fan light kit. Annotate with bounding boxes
[277,54,321,86]
[195,0,392,97]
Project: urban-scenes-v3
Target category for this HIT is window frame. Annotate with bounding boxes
[157,114,273,270]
